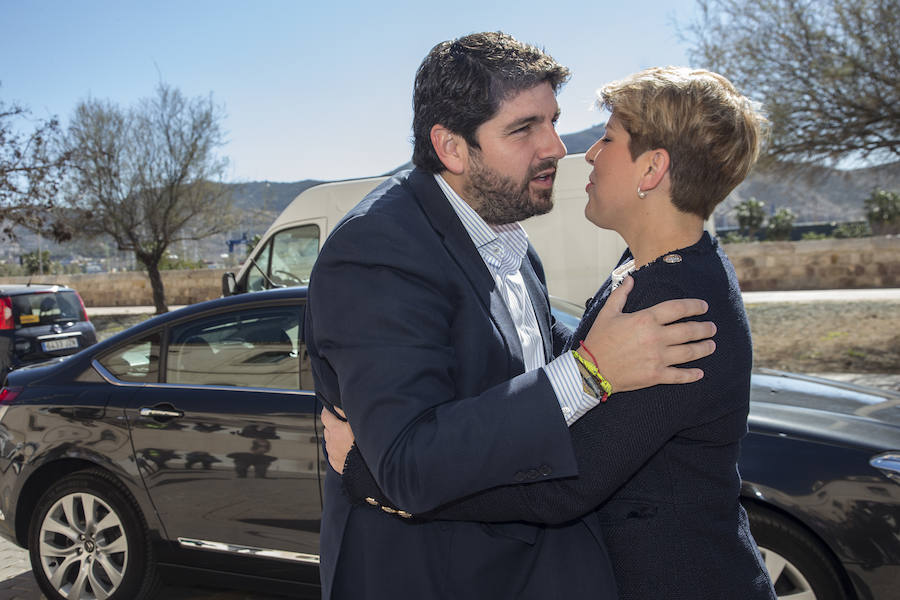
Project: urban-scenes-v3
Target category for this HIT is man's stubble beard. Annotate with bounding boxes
[464,152,557,225]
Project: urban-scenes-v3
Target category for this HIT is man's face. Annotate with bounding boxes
[461,82,567,225]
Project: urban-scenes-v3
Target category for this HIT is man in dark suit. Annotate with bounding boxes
[305,32,716,600]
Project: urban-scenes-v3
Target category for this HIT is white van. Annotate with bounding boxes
[223,153,670,305]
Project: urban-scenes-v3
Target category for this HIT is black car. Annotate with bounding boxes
[0,284,97,382]
[0,287,897,600]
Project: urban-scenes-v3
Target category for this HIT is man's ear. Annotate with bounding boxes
[430,125,467,174]
[639,148,670,192]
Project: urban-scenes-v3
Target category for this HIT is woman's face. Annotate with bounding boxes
[583,114,641,230]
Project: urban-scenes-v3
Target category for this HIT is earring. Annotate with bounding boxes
[637,186,647,199]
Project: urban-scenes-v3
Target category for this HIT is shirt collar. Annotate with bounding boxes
[434,174,529,260]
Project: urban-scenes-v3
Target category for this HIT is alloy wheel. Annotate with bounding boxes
[759,545,816,600]
[37,491,129,600]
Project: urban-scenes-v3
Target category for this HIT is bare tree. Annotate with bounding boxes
[0,91,71,241]
[683,0,900,167]
[66,83,234,313]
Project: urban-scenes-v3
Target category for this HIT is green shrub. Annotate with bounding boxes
[833,222,871,239]
[160,255,207,270]
[765,207,796,241]
[865,189,900,235]
[735,198,765,238]
[19,250,57,275]
[719,231,751,244]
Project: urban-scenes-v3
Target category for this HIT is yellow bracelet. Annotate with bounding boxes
[572,350,614,397]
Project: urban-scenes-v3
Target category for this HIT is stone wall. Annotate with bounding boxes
[722,235,899,291]
[1,236,897,305]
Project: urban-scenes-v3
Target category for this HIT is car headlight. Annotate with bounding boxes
[870,452,900,485]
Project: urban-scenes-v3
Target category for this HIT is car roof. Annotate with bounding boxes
[0,284,77,296]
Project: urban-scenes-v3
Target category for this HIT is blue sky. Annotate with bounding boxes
[2,0,701,183]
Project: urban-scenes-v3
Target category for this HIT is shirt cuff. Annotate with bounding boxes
[544,351,601,426]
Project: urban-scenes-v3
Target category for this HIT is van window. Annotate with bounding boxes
[270,225,319,287]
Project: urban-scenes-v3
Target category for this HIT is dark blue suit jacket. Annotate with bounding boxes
[305,168,616,599]
[343,233,776,600]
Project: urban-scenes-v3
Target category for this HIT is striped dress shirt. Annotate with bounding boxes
[435,174,599,425]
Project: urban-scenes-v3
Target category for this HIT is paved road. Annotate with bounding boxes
[741,287,900,303]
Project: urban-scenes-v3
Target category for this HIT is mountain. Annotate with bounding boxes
[228,179,323,214]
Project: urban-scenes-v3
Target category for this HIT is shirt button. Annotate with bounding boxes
[562,406,572,416]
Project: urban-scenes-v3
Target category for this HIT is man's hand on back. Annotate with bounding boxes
[582,276,717,393]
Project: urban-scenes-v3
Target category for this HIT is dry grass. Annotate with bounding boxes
[746,301,900,374]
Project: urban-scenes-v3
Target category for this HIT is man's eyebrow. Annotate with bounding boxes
[505,110,560,133]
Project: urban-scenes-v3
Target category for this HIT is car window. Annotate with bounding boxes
[268,224,319,287]
[245,240,272,292]
[549,304,582,331]
[97,332,162,383]
[166,305,306,390]
[11,291,86,327]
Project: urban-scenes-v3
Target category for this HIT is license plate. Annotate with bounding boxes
[42,337,79,352]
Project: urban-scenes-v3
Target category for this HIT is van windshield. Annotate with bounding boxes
[270,225,319,286]
[246,224,320,292]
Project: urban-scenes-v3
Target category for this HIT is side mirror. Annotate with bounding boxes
[221,272,237,296]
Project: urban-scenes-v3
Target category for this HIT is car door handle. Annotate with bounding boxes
[140,407,184,419]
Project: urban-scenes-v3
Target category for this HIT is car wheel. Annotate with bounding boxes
[746,503,851,600]
[28,469,160,600]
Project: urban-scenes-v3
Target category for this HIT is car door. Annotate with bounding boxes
[107,301,323,576]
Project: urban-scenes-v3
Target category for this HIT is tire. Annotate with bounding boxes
[28,469,161,600]
[746,503,852,600]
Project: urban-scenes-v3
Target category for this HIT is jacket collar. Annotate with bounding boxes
[403,168,541,371]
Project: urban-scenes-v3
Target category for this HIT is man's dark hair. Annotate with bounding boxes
[412,31,570,173]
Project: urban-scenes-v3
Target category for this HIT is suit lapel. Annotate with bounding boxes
[404,170,525,373]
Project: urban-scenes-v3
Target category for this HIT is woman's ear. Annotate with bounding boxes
[430,125,467,174]
[639,148,670,192]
